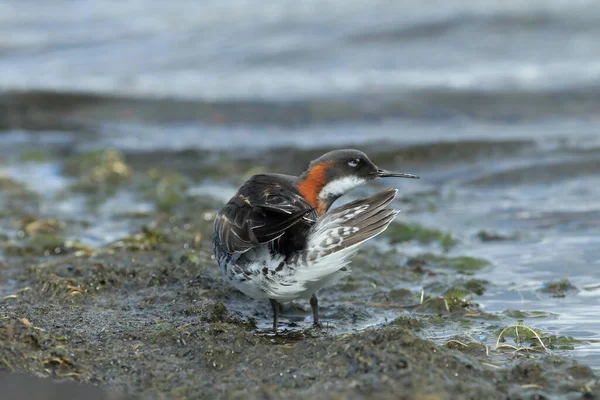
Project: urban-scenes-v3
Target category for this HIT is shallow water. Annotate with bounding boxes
[1,0,600,372]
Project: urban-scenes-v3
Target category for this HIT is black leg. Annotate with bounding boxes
[269,298,279,333]
[310,294,319,326]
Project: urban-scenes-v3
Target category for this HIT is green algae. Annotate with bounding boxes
[538,278,578,297]
[443,288,476,312]
[408,253,491,274]
[444,337,488,355]
[145,168,190,213]
[20,218,65,237]
[503,310,559,319]
[443,256,490,272]
[29,234,66,252]
[389,315,425,330]
[425,279,489,298]
[384,222,457,250]
[109,226,168,251]
[476,230,521,242]
[543,335,583,351]
[418,292,475,314]
[63,148,132,190]
[464,279,488,295]
[179,252,204,266]
[496,322,582,352]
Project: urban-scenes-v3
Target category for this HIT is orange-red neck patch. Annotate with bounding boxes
[297,161,332,215]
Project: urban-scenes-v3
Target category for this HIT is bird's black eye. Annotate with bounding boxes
[347,158,360,167]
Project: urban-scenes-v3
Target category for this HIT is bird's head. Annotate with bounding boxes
[297,149,419,215]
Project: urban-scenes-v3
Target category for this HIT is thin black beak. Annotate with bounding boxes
[373,168,420,179]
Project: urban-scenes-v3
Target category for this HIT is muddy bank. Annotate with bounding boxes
[0,176,596,400]
[1,237,597,400]
[1,100,599,398]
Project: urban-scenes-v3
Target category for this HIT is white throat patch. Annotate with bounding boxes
[319,176,366,201]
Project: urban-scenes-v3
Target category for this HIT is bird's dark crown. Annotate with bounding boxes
[304,149,379,182]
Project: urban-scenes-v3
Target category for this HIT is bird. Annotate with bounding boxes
[212,149,419,332]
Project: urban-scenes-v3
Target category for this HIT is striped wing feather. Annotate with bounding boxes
[264,188,399,299]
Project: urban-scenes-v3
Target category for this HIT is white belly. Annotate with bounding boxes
[219,242,352,303]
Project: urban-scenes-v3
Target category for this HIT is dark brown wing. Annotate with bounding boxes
[213,174,317,254]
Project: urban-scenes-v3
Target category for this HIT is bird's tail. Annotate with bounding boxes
[269,189,398,299]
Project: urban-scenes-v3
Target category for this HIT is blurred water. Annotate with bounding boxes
[1,0,600,368]
[2,0,600,99]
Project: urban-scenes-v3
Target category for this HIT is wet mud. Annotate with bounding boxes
[1,232,597,400]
